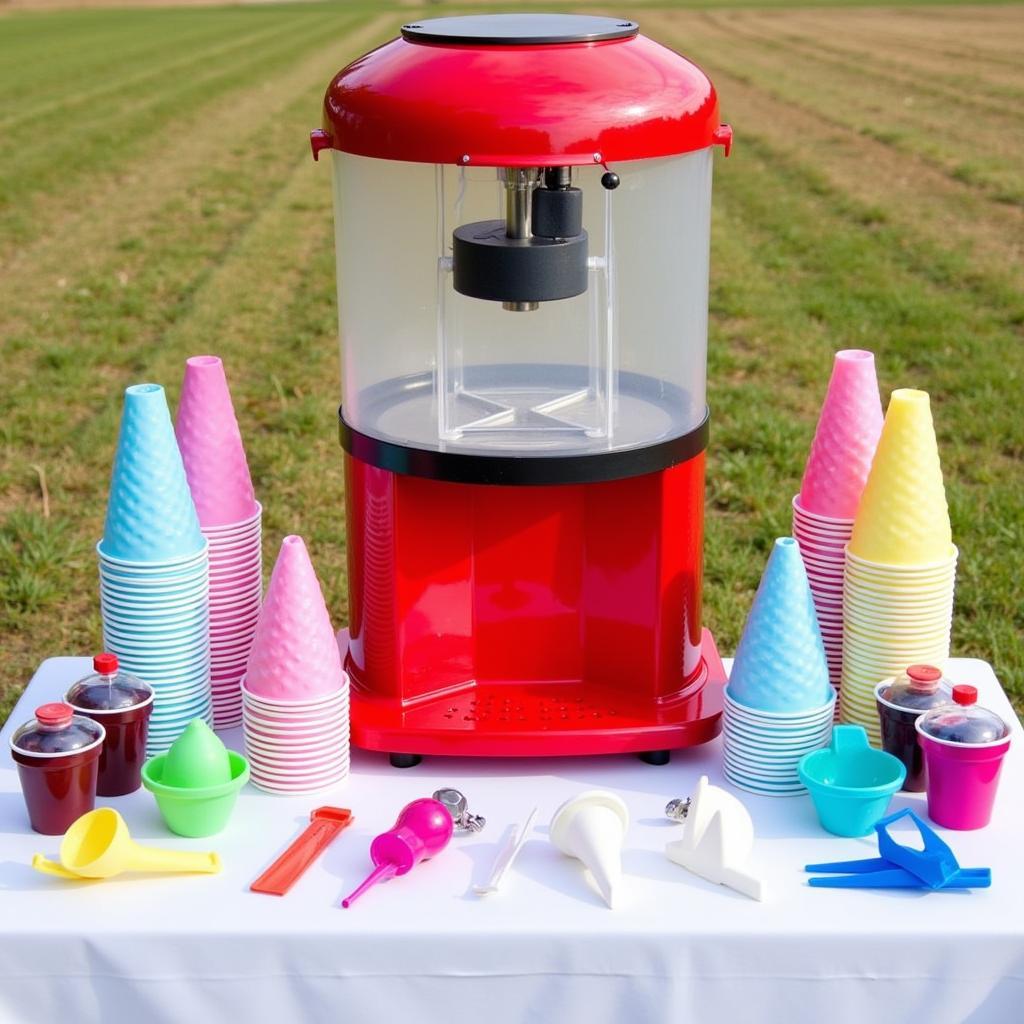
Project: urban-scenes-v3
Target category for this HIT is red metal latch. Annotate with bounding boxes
[712,123,733,157]
[310,129,333,162]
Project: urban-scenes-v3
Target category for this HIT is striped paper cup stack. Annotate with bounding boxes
[242,536,349,793]
[723,538,836,796]
[792,350,883,712]
[98,384,211,755]
[841,389,956,746]
[176,355,262,729]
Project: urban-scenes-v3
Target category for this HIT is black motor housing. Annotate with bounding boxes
[452,182,588,305]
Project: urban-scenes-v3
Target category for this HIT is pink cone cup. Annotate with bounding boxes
[176,355,258,527]
[797,351,884,519]
[244,537,346,701]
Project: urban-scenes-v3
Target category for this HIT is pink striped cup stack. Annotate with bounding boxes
[242,536,349,793]
[792,350,883,713]
[176,355,262,729]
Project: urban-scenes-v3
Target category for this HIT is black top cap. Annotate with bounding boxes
[401,14,640,46]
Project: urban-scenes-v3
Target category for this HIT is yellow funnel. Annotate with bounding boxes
[849,390,953,565]
[31,808,220,880]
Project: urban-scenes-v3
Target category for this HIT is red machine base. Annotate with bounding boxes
[340,627,725,760]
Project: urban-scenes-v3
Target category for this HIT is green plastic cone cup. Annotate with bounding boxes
[142,749,249,837]
[160,720,232,788]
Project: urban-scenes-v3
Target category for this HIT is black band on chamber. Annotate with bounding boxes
[339,409,709,486]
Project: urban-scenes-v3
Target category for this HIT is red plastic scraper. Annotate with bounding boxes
[251,807,353,896]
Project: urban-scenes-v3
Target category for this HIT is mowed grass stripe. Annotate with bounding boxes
[699,133,1023,696]
[0,11,392,432]
[758,9,1024,93]
[0,12,390,456]
[0,10,206,74]
[140,160,348,609]
[643,10,1024,298]
[711,69,1024,305]
[0,12,322,130]
[0,141,348,712]
[2,4,1021,720]
[748,5,1024,64]
[0,10,284,112]
[732,14,1024,106]
[0,7,357,245]
[0,168,346,716]
[705,10,1024,118]
[2,12,338,141]
[782,4,1024,63]
[711,135,1023,456]
[0,9,386,271]
[687,9,1023,205]
[0,13,394,712]
[635,13,1024,674]
[89,148,346,585]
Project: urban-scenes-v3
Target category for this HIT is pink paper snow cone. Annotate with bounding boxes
[245,536,345,701]
[798,350,884,520]
[176,355,258,528]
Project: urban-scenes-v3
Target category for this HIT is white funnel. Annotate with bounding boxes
[665,776,766,901]
[550,791,628,909]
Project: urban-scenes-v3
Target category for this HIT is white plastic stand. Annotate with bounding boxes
[665,776,766,901]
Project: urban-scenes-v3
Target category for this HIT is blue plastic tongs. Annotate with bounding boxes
[805,809,991,890]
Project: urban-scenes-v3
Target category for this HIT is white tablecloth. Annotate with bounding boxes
[1,657,1022,1024]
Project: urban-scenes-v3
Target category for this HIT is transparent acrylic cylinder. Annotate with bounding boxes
[331,149,712,456]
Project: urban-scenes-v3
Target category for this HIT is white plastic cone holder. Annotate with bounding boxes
[550,790,628,909]
[665,776,766,901]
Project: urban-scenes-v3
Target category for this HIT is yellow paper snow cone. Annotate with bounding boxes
[848,390,953,566]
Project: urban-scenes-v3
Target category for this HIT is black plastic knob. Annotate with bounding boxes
[601,172,620,190]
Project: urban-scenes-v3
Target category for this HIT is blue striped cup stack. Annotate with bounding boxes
[723,538,836,796]
[98,384,212,755]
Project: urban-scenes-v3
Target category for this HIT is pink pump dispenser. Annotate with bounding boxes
[342,798,453,908]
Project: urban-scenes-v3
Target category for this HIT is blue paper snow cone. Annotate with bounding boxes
[727,537,833,713]
[100,384,206,563]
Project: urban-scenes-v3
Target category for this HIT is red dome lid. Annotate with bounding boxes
[317,14,729,168]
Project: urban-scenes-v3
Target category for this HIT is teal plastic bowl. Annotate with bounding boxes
[798,725,906,837]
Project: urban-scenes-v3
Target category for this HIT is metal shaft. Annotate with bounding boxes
[502,167,539,312]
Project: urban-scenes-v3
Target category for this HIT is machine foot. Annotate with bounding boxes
[638,750,671,766]
[389,753,423,769]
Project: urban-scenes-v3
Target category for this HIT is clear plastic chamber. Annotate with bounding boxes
[332,149,712,456]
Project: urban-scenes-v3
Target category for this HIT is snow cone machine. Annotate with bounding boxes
[313,14,733,766]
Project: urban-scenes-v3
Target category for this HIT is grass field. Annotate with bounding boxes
[1,1,1022,723]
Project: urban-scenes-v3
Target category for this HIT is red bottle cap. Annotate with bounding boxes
[94,652,119,675]
[953,685,978,706]
[35,703,74,728]
[906,664,942,693]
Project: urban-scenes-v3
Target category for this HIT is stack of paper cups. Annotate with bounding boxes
[791,499,849,702]
[723,691,835,796]
[176,355,262,729]
[792,350,884,711]
[242,536,349,792]
[242,685,350,794]
[98,384,212,755]
[841,389,956,746]
[723,538,836,795]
